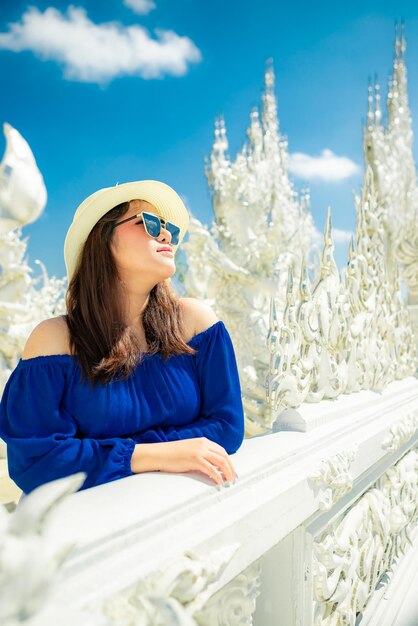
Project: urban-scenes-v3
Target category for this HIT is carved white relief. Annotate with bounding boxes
[396,232,418,299]
[382,411,418,451]
[103,593,196,626]
[308,446,358,511]
[312,447,418,626]
[100,543,243,626]
[0,472,87,625]
[193,558,262,626]
[267,162,417,419]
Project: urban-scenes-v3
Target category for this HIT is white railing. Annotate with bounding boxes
[2,375,417,626]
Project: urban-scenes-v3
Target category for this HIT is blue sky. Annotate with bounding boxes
[1,0,417,279]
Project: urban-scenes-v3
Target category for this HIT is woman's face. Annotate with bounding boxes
[110,199,176,284]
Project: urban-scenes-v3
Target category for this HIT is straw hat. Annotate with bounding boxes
[64,180,190,283]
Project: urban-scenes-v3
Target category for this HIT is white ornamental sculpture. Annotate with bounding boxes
[312,447,418,626]
[0,123,66,457]
[180,60,316,436]
[0,122,47,229]
[100,543,261,626]
[266,166,417,421]
[363,24,418,340]
[0,472,87,626]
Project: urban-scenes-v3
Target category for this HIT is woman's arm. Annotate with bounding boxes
[131,443,160,473]
[0,319,137,495]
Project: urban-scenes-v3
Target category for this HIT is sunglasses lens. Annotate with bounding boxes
[142,212,160,237]
[142,212,180,245]
[166,223,180,245]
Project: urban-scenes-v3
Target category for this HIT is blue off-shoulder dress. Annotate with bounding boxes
[0,320,245,495]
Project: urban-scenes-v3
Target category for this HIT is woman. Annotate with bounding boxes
[0,180,244,496]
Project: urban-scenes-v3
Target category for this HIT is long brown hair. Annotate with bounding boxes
[64,200,197,388]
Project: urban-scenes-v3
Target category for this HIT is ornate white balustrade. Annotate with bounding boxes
[2,375,417,626]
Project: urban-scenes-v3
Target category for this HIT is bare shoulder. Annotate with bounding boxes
[180,297,219,338]
[22,315,71,360]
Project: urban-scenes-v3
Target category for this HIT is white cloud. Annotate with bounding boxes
[124,0,156,15]
[288,149,361,182]
[333,228,354,244]
[312,226,353,246]
[0,6,201,83]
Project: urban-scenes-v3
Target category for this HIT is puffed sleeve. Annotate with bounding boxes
[133,321,245,454]
[0,358,136,495]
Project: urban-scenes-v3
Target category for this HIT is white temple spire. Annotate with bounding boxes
[182,59,316,433]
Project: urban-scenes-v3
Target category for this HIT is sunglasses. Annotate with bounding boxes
[113,211,181,245]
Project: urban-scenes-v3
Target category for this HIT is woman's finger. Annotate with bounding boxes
[199,458,224,485]
[205,451,235,482]
[206,442,237,479]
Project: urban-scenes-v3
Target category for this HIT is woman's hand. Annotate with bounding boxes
[132,438,238,485]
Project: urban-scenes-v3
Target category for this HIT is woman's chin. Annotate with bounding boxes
[162,264,176,280]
